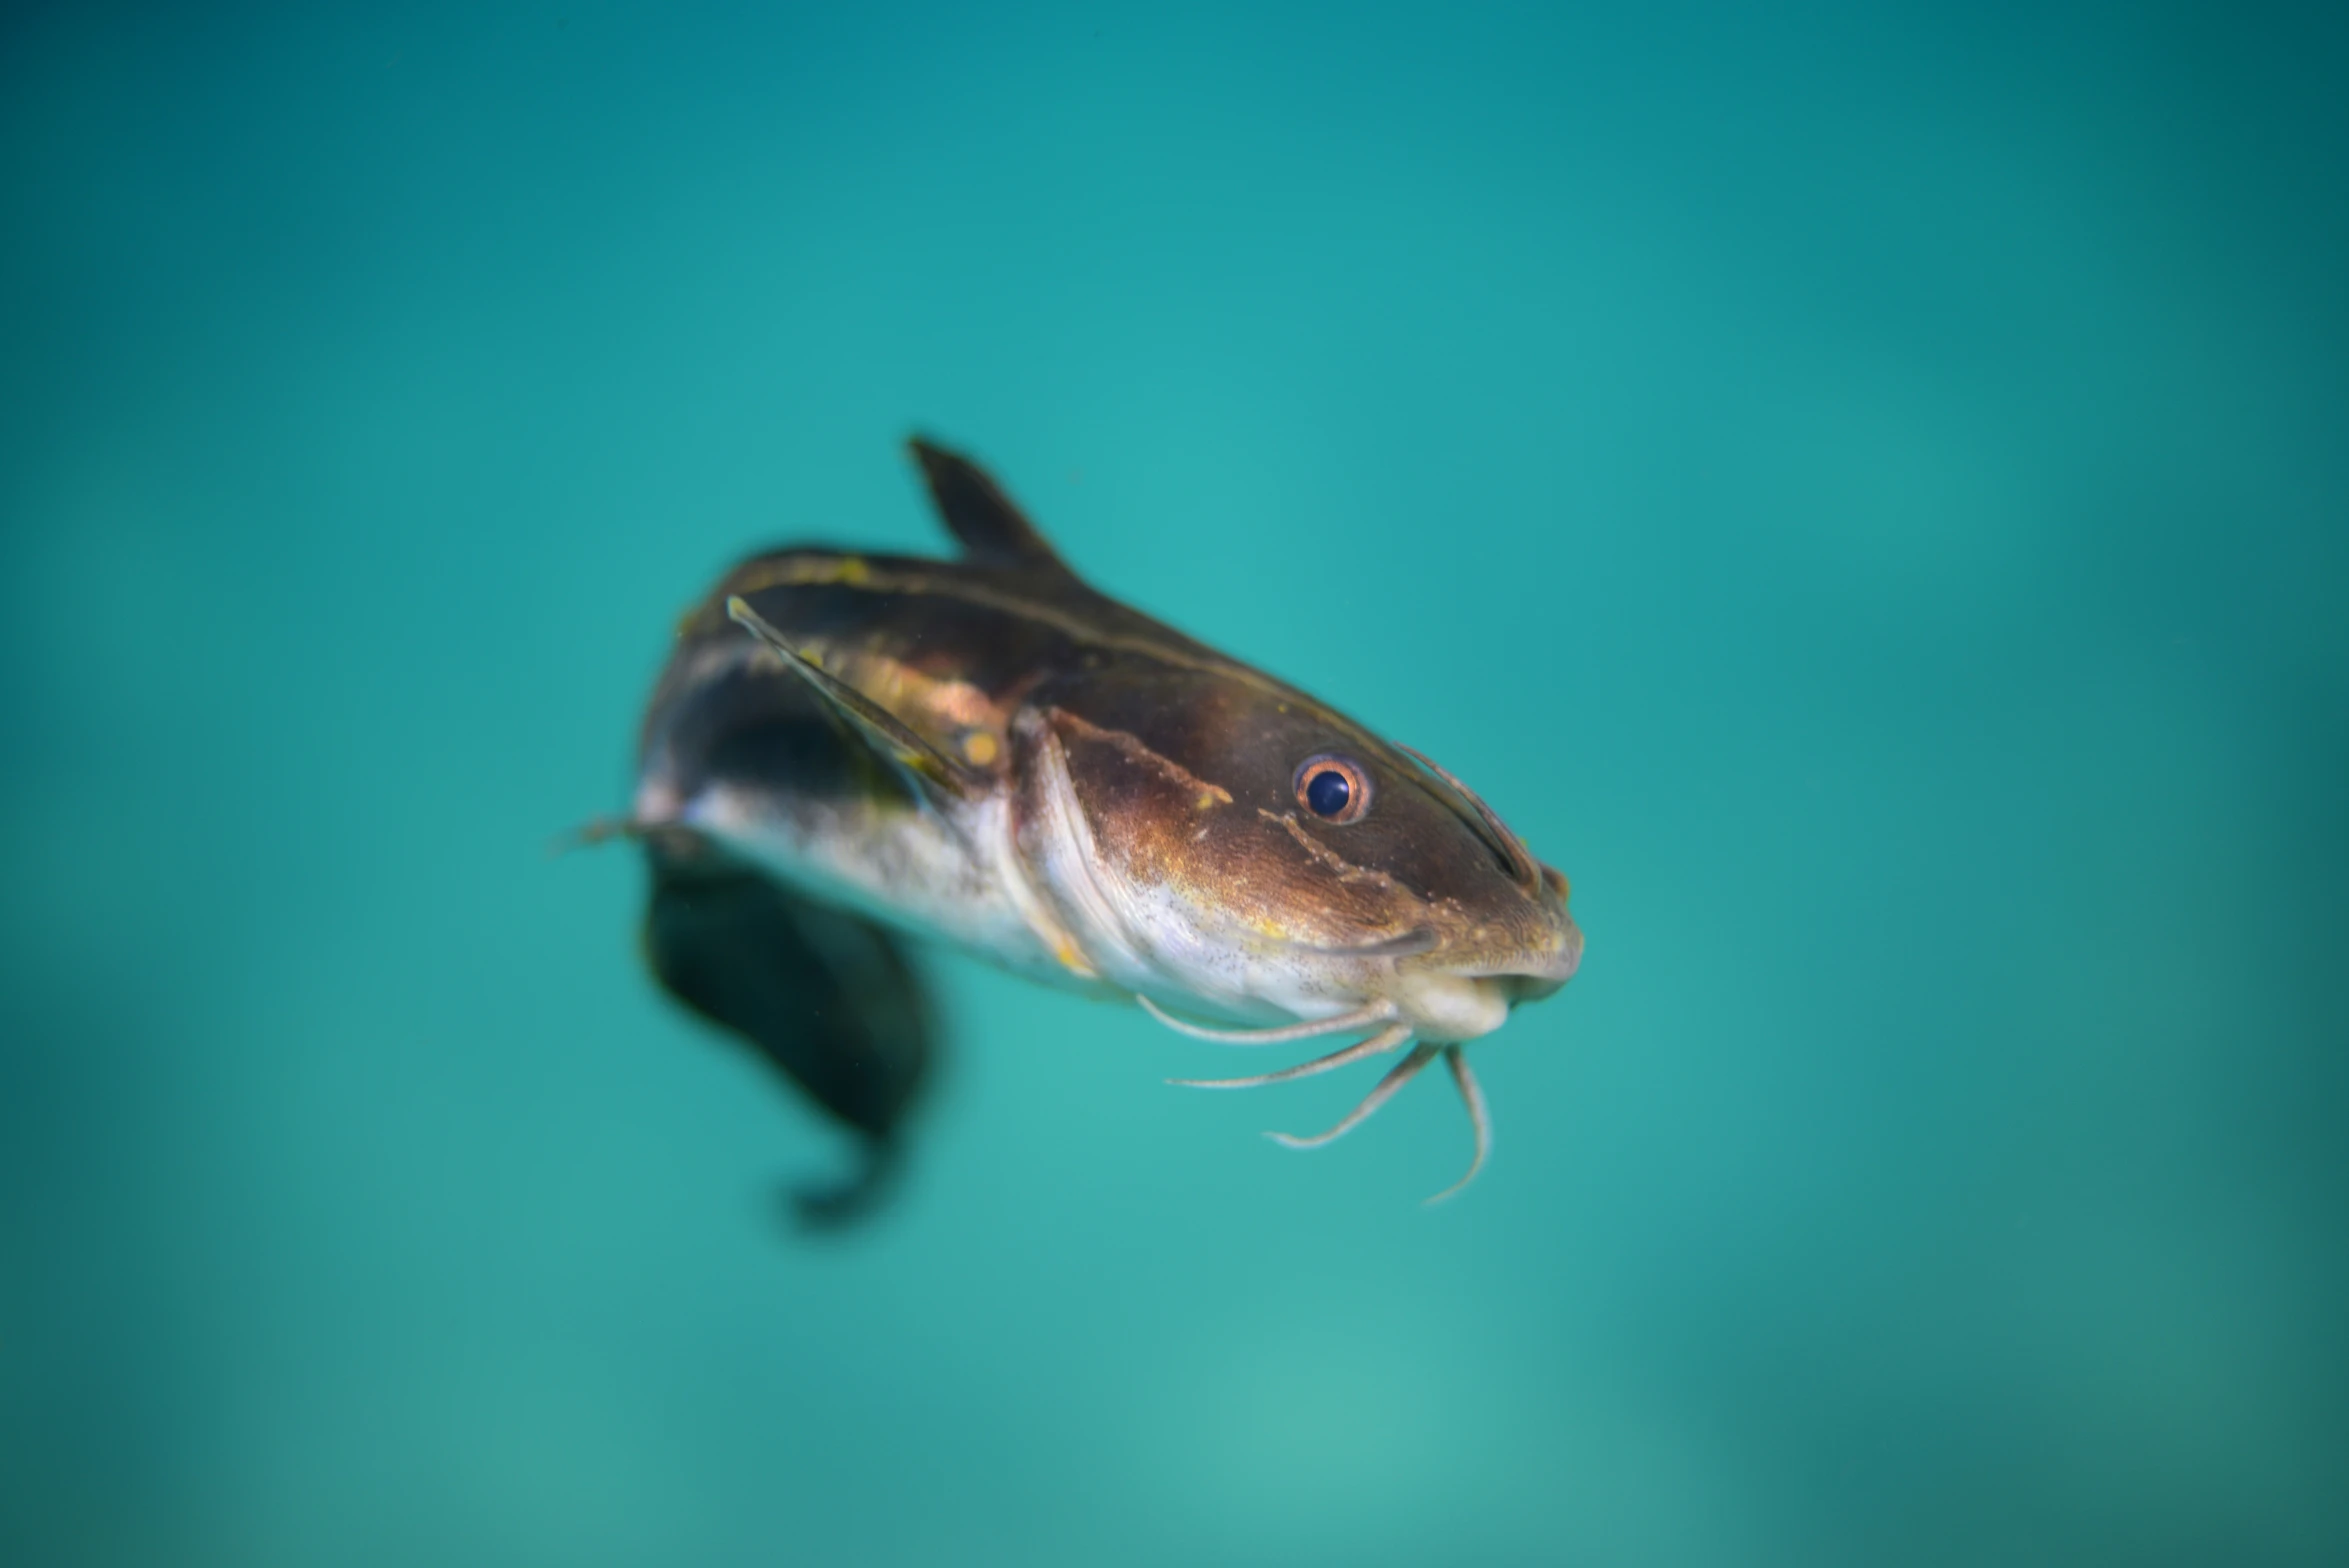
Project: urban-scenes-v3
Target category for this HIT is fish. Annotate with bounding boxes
[591,437,1583,1225]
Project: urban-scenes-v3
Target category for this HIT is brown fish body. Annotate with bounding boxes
[623,439,1581,1218]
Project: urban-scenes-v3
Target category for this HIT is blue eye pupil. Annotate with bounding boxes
[1305,768,1352,818]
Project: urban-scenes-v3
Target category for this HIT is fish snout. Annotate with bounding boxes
[1543,910,1586,986]
[1496,909,1583,1004]
[1433,901,1581,1013]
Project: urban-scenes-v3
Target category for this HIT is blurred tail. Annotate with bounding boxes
[642,855,937,1230]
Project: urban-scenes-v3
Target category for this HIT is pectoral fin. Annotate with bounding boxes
[907,435,1071,573]
[724,596,987,811]
[643,858,937,1229]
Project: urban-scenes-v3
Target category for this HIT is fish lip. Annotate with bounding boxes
[1447,920,1584,990]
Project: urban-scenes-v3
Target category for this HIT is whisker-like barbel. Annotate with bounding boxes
[1137,994,1399,1046]
[551,815,641,855]
[1267,1041,1441,1150]
[1422,1045,1491,1205]
[1167,1021,1414,1090]
[551,815,701,858]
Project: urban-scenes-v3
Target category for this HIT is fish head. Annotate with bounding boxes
[1014,669,1581,1044]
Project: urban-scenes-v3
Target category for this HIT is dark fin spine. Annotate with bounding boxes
[724,596,986,809]
[907,435,1070,571]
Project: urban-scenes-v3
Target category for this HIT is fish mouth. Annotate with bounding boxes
[1454,914,1583,999]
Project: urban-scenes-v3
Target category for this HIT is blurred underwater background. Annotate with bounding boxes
[3,2,2345,1564]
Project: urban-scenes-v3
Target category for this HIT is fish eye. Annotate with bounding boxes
[1294,754,1370,824]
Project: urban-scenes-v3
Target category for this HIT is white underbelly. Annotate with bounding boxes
[662,780,1101,994]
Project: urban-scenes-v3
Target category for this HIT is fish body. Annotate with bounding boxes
[619,439,1581,1220]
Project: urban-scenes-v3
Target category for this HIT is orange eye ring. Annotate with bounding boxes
[1294,754,1371,824]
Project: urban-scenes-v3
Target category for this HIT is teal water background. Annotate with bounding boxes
[5,4,2345,1564]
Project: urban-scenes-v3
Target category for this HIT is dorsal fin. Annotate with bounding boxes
[907,435,1070,572]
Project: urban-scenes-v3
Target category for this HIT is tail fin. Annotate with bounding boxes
[643,858,937,1229]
